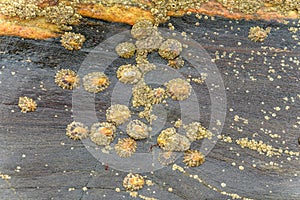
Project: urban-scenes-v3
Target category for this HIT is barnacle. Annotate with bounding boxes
[123,173,145,191]
[183,149,205,167]
[158,39,182,60]
[157,127,191,151]
[126,120,149,140]
[115,138,137,158]
[55,69,80,90]
[90,122,116,146]
[248,26,271,42]
[18,96,37,113]
[60,32,85,51]
[115,42,136,58]
[106,104,131,125]
[165,78,192,101]
[148,87,167,104]
[66,121,89,140]
[184,122,212,142]
[168,56,185,69]
[83,72,110,93]
[116,64,142,84]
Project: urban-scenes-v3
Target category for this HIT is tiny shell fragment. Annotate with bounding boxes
[157,127,191,151]
[66,121,89,140]
[126,120,149,139]
[90,122,116,145]
[18,96,37,113]
[123,173,145,191]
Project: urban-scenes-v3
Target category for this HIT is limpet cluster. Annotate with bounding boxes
[18,96,37,113]
[55,69,80,90]
[66,121,89,140]
[123,173,145,191]
[83,72,110,93]
[90,122,116,146]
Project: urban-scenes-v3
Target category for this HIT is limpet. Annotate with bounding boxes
[55,69,80,90]
[123,173,145,191]
[66,121,89,140]
[83,72,110,93]
[126,120,149,140]
[115,138,137,158]
[158,39,182,60]
[165,78,191,101]
[116,64,142,84]
[90,122,116,145]
[106,104,131,125]
[115,42,136,58]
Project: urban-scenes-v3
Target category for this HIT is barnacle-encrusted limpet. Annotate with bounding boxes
[115,138,137,158]
[131,19,155,40]
[123,173,145,191]
[126,120,149,140]
[135,30,163,52]
[116,64,142,84]
[18,96,37,113]
[183,149,205,167]
[158,39,182,60]
[106,104,131,125]
[115,42,136,58]
[66,121,89,140]
[165,78,192,101]
[55,69,80,90]
[157,127,191,151]
[83,72,110,93]
[184,122,212,142]
[90,122,116,146]
[60,32,85,51]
